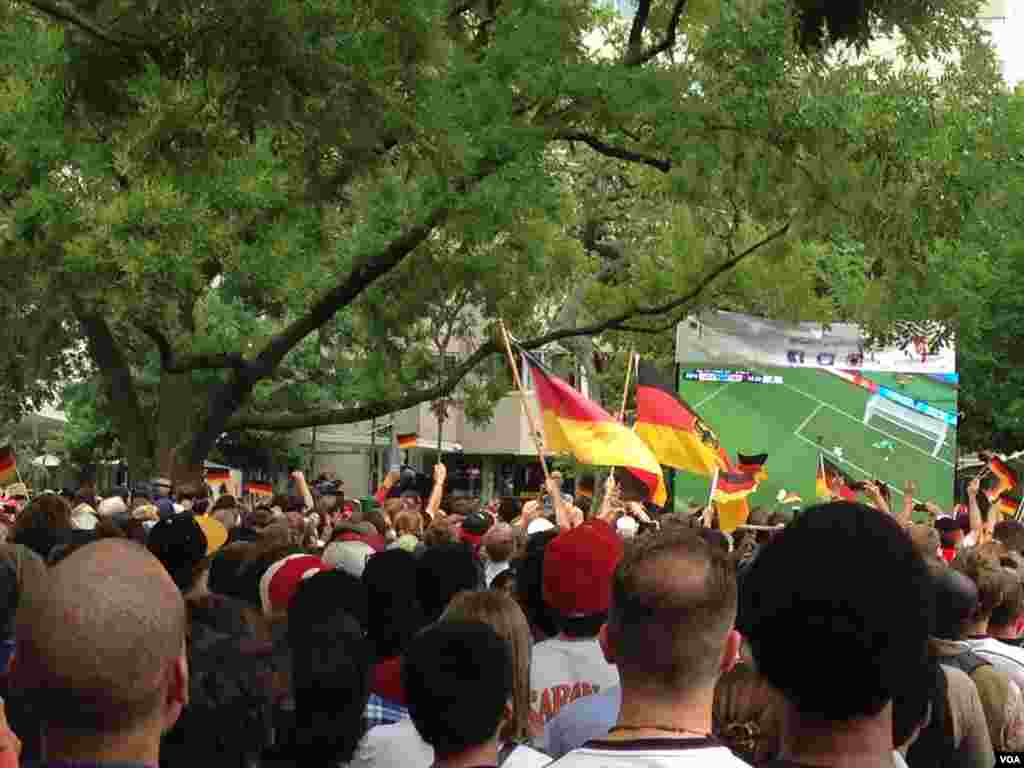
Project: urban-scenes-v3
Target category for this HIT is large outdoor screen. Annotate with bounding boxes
[673,312,958,512]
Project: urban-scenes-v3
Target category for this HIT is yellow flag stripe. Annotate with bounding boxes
[541,411,667,505]
[717,498,750,534]
[634,422,721,477]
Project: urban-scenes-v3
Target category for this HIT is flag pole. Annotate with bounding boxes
[618,350,636,423]
[608,351,638,490]
[498,320,552,488]
[703,467,719,528]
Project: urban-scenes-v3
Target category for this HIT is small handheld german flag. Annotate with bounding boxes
[397,433,418,450]
[0,445,16,486]
[997,492,1023,520]
[712,470,759,534]
[244,482,274,498]
[206,468,231,485]
[816,455,857,501]
[737,453,768,483]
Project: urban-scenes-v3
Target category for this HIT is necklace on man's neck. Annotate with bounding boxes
[608,724,711,738]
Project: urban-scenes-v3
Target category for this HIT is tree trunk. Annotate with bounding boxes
[75,311,156,478]
[156,371,204,487]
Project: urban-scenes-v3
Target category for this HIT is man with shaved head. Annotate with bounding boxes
[13,539,188,766]
[549,528,749,768]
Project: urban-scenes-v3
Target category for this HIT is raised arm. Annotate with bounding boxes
[898,479,916,527]
[425,463,447,521]
[292,470,314,512]
[967,476,984,544]
[374,469,401,505]
[862,481,891,517]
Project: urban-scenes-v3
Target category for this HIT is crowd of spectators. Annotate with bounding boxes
[0,464,1020,768]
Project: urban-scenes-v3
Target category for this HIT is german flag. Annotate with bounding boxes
[245,482,274,498]
[985,454,1019,502]
[634,363,731,478]
[714,471,759,502]
[816,455,857,501]
[206,468,230,484]
[713,471,759,534]
[737,453,768,483]
[525,352,666,505]
[397,433,418,450]
[997,493,1023,519]
[0,446,15,486]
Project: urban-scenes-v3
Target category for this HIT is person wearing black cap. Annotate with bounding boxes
[147,516,209,594]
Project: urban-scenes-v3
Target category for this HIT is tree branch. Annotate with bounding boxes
[625,0,688,67]
[21,0,150,49]
[229,220,793,432]
[136,322,249,373]
[168,352,248,374]
[137,323,173,368]
[555,131,672,173]
[626,0,654,65]
[189,159,507,462]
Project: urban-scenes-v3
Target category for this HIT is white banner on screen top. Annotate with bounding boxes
[675,311,956,374]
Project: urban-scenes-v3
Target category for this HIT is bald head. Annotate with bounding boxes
[16,539,186,733]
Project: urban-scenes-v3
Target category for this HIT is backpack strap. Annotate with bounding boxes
[944,649,992,677]
[907,663,956,767]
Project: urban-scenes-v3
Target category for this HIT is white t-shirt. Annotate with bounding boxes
[530,636,619,726]
[349,717,550,768]
[486,559,511,586]
[549,737,751,768]
[965,636,1024,694]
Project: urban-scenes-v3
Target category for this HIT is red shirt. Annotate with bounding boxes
[371,656,406,705]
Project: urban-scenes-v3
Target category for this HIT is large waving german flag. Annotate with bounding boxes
[634,363,732,478]
[985,454,1019,502]
[0,446,16,486]
[525,352,666,506]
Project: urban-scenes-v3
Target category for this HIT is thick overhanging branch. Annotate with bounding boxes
[555,131,672,173]
[189,158,508,461]
[231,220,793,431]
[136,322,249,373]
[21,0,152,50]
[625,0,688,67]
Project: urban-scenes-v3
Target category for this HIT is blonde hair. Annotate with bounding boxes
[442,590,533,744]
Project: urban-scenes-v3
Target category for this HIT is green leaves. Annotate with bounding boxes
[1,0,1011,469]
